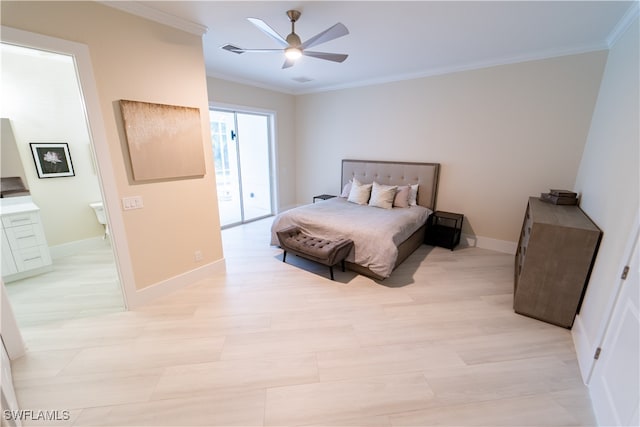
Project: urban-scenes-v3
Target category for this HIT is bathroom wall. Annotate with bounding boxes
[0,44,104,248]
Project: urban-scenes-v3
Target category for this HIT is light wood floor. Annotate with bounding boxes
[5,239,124,328]
[9,218,596,426]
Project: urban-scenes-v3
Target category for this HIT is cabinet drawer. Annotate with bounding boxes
[5,224,47,250]
[14,245,51,271]
[1,212,37,228]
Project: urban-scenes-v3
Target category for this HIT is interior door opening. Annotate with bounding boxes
[1,42,124,326]
[210,109,274,228]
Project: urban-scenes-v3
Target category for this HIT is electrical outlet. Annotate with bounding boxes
[194,250,203,262]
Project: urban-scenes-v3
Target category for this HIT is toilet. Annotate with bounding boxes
[89,201,108,238]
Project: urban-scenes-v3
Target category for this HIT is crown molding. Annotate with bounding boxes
[98,1,207,36]
[606,1,639,48]
[298,43,609,95]
[208,41,610,96]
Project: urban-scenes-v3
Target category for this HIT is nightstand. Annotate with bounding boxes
[313,194,336,203]
[425,211,464,250]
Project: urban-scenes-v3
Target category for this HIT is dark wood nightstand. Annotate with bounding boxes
[425,211,464,250]
[313,194,336,203]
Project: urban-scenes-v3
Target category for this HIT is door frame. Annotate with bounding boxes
[1,27,135,313]
[209,102,278,227]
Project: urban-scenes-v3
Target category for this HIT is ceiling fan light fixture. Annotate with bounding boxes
[285,47,302,60]
[236,10,349,69]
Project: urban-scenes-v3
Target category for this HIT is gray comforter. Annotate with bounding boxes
[270,197,431,278]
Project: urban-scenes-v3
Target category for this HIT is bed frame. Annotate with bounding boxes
[341,159,440,279]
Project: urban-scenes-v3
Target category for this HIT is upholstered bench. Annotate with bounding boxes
[276,226,354,280]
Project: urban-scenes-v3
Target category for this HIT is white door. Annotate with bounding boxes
[590,231,640,426]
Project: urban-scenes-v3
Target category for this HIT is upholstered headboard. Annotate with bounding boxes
[341,159,440,210]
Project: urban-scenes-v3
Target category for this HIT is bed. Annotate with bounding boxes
[270,159,440,280]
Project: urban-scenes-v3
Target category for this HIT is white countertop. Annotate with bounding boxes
[0,196,40,215]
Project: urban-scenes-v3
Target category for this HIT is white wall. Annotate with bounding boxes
[295,52,607,247]
[572,15,639,380]
[1,45,104,246]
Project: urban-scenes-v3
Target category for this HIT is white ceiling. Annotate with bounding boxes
[110,1,635,94]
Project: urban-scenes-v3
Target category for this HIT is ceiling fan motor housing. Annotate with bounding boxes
[286,33,302,47]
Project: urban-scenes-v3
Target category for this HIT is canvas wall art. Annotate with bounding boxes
[119,100,206,181]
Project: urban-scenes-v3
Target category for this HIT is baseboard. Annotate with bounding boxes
[461,233,517,254]
[572,313,596,384]
[49,236,110,259]
[125,258,226,308]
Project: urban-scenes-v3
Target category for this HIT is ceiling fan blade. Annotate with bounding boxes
[301,23,349,50]
[247,17,288,47]
[303,51,349,63]
[238,49,283,53]
[282,58,296,69]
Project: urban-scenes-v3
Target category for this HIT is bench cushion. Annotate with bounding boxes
[276,226,353,267]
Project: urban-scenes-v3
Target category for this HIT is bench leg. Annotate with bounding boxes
[329,266,334,281]
[341,259,346,272]
[282,251,287,263]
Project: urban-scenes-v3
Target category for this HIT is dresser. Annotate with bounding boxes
[1,197,52,282]
[514,197,601,328]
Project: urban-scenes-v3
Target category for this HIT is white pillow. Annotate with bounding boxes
[340,180,352,198]
[409,184,419,206]
[347,179,372,205]
[369,182,398,209]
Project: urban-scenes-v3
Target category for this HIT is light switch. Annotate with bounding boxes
[122,196,144,210]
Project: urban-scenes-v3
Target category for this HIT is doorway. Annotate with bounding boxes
[1,42,124,326]
[210,109,274,228]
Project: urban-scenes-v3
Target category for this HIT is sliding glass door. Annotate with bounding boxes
[209,109,273,227]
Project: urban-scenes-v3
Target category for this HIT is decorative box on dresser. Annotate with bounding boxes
[514,196,601,328]
[1,196,52,282]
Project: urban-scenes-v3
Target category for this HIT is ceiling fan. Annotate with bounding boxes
[222,10,349,69]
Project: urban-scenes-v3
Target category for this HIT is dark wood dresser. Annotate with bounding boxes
[514,197,602,328]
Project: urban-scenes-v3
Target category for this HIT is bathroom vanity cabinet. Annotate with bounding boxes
[1,197,52,282]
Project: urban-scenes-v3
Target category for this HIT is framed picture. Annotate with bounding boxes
[30,143,75,178]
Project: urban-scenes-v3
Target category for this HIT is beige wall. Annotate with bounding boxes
[572,16,639,375]
[206,77,297,211]
[295,52,607,245]
[1,47,104,246]
[2,1,223,290]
